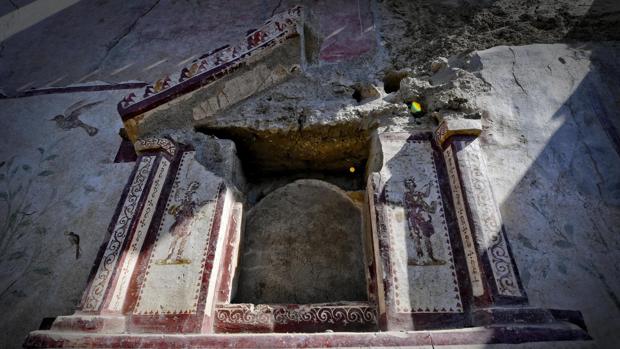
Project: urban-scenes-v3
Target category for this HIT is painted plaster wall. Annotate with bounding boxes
[0,91,137,348]
[473,43,620,348]
[0,0,375,96]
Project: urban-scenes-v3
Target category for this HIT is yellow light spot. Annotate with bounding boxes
[410,101,422,113]
[349,166,355,173]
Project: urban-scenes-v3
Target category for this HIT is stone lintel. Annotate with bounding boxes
[434,118,482,146]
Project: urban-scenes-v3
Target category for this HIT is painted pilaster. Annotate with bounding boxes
[50,144,177,333]
[435,119,527,305]
[370,132,470,331]
[106,156,171,312]
[80,154,160,313]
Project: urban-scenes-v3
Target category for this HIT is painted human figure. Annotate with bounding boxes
[403,178,445,265]
[164,181,200,263]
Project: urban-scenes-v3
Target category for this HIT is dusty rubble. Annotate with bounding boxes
[378,0,620,72]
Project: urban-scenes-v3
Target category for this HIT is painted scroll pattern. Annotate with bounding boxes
[455,139,522,297]
[434,120,449,145]
[443,146,485,297]
[118,6,301,112]
[82,156,154,311]
[134,151,219,315]
[381,138,462,313]
[108,158,170,311]
[134,137,176,156]
[215,304,377,325]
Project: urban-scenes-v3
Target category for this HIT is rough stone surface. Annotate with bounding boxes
[235,179,366,304]
[196,68,395,175]
[378,0,620,72]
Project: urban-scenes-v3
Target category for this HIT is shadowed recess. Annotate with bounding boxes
[233,179,367,304]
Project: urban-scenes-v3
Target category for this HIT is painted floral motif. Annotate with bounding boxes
[0,140,68,302]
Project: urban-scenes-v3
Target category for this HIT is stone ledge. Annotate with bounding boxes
[49,315,126,334]
[471,307,587,328]
[25,325,591,348]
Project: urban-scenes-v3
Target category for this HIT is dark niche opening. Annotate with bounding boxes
[235,179,367,304]
[197,125,371,304]
[196,123,370,180]
[382,70,408,93]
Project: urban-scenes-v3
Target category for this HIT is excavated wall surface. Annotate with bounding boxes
[0,0,619,348]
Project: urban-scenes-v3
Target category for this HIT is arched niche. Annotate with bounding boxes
[234,179,367,304]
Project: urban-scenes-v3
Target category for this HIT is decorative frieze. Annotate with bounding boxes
[117,6,302,121]
[215,304,377,326]
[134,137,176,156]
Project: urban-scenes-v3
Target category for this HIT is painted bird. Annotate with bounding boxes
[50,100,103,136]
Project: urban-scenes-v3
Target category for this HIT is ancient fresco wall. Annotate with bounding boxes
[0,0,376,96]
[1,0,619,347]
[0,91,138,348]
